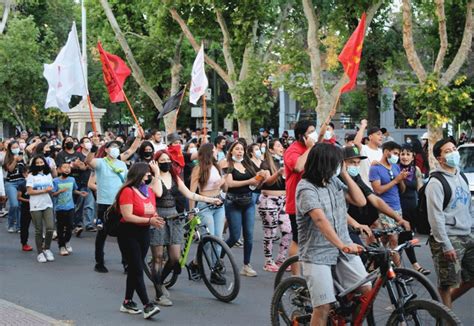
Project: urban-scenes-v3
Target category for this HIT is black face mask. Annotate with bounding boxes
[65,142,74,150]
[44,151,51,157]
[144,175,153,185]
[61,172,70,177]
[158,162,171,172]
[143,152,153,160]
[31,165,45,174]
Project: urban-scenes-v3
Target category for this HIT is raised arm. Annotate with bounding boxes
[177,177,221,205]
[354,119,367,150]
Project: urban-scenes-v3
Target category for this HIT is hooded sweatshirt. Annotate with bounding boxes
[426,167,473,252]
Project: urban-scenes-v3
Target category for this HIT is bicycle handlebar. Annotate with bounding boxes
[372,225,405,238]
[162,203,221,221]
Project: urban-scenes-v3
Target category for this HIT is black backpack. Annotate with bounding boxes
[417,171,468,235]
[103,202,121,237]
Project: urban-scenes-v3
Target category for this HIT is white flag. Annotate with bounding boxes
[189,44,208,105]
[43,22,86,112]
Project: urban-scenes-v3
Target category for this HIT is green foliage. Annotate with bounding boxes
[407,75,473,127]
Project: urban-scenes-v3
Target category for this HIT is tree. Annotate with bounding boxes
[402,0,474,167]
[0,0,13,34]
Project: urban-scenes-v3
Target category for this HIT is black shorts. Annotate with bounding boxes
[289,214,298,243]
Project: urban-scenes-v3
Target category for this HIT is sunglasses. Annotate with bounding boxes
[388,170,394,180]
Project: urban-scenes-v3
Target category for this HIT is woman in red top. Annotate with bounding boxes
[116,162,164,319]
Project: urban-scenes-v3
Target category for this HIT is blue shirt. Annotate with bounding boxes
[369,163,401,211]
[53,176,77,211]
[95,158,128,205]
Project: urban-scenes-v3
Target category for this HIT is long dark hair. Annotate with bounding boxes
[114,162,150,204]
[226,141,256,176]
[137,141,154,161]
[411,138,429,172]
[3,141,19,170]
[264,139,281,174]
[302,143,343,187]
[29,155,51,176]
[196,143,221,189]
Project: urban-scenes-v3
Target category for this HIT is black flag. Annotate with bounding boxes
[157,87,184,120]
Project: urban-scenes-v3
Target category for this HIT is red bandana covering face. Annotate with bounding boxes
[167,144,185,168]
[323,137,337,145]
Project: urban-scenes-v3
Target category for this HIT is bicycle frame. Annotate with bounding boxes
[178,215,209,269]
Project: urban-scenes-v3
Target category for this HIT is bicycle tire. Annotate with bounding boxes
[386,299,462,325]
[371,267,441,325]
[274,255,300,289]
[271,276,311,326]
[197,235,240,302]
[143,251,179,290]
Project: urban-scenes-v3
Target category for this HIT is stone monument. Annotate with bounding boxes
[66,100,106,138]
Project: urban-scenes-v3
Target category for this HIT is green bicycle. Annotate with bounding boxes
[144,204,240,302]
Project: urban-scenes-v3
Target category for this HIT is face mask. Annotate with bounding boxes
[32,165,45,173]
[335,164,341,176]
[288,140,294,145]
[144,175,153,185]
[232,156,243,163]
[61,172,70,177]
[181,144,185,151]
[65,142,74,150]
[324,130,332,140]
[159,162,171,172]
[273,154,282,161]
[388,155,399,164]
[347,166,360,177]
[143,152,153,160]
[261,147,266,154]
[307,131,319,142]
[84,142,92,150]
[109,147,120,159]
[406,139,412,144]
[44,151,51,157]
[189,147,197,154]
[11,148,20,155]
[445,151,460,168]
[19,143,26,150]
[255,150,262,159]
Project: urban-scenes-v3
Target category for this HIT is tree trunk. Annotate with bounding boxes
[9,104,25,130]
[0,0,11,34]
[427,124,443,169]
[237,119,252,143]
[366,58,380,128]
[163,60,182,134]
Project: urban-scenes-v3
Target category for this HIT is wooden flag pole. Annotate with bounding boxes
[121,89,143,137]
[86,95,97,134]
[173,84,188,129]
[202,94,207,136]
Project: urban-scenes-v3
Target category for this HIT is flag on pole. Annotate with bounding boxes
[338,13,367,94]
[189,43,208,105]
[157,86,185,120]
[97,42,131,103]
[43,22,86,112]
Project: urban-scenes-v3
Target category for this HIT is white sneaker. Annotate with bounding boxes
[8,227,15,233]
[240,264,258,277]
[52,231,58,240]
[43,249,55,262]
[59,247,69,256]
[37,253,47,263]
[155,296,173,307]
[65,243,73,253]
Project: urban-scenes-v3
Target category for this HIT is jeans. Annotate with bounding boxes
[57,209,74,248]
[95,204,126,267]
[74,187,95,228]
[197,201,225,239]
[224,198,256,265]
[5,179,25,229]
[31,207,54,254]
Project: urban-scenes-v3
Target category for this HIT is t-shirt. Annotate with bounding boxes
[5,162,26,182]
[53,176,78,211]
[118,187,156,225]
[152,142,167,153]
[369,163,401,211]
[359,144,382,189]
[296,177,351,265]
[55,150,90,186]
[343,174,379,226]
[26,173,53,211]
[95,158,128,205]
[18,184,30,212]
[284,141,307,214]
[217,151,226,162]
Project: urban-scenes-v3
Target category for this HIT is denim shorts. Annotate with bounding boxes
[150,207,184,246]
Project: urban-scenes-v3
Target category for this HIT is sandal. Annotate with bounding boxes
[416,266,431,275]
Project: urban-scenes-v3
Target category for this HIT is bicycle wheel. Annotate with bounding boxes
[197,235,240,302]
[271,276,312,326]
[371,268,441,325]
[386,299,461,325]
[274,255,300,289]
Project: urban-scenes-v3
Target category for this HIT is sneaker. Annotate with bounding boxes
[0,210,8,217]
[52,231,58,241]
[22,244,33,252]
[186,262,201,281]
[7,227,15,233]
[60,247,69,256]
[73,227,83,238]
[143,302,160,319]
[86,226,97,232]
[276,260,292,272]
[16,228,21,233]
[120,300,142,314]
[43,249,55,261]
[240,264,257,277]
[155,296,173,307]
[94,264,109,273]
[210,271,227,285]
[65,243,73,253]
[96,220,104,231]
[159,285,170,299]
[263,262,279,273]
[235,239,243,248]
[37,252,47,263]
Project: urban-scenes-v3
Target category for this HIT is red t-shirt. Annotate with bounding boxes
[118,187,156,224]
[284,141,307,214]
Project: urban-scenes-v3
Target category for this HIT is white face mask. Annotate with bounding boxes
[232,156,243,163]
[308,131,319,142]
[19,143,26,150]
[255,150,262,159]
[324,130,332,140]
[189,147,197,154]
[84,142,92,150]
[109,147,120,159]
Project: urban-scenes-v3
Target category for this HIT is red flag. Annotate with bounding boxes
[97,42,131,103]
[338,13,366,94]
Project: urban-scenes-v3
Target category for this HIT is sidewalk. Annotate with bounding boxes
[0,299,73,326]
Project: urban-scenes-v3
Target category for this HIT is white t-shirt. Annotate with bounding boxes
[152,142,167,153]
[26,173,53,211]
[359,144,382,189]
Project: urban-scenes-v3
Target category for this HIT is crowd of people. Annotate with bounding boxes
[0,120,472,322]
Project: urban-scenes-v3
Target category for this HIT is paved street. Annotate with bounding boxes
[1,214,473,325]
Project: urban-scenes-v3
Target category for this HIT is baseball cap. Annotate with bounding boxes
[367,127,381,136]
[421,132,429,140]
[343,146,367,160]
[105,140,122,148]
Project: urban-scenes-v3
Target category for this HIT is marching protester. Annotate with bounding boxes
[354,119,383,188]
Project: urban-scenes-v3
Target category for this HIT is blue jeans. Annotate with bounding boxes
[197,201,225,239]
[5,179,25,229]
[74,187,95,228]
[225,199,256,265]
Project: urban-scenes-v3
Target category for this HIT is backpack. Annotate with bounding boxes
[103,201,121,237]
[417,171,469,235]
